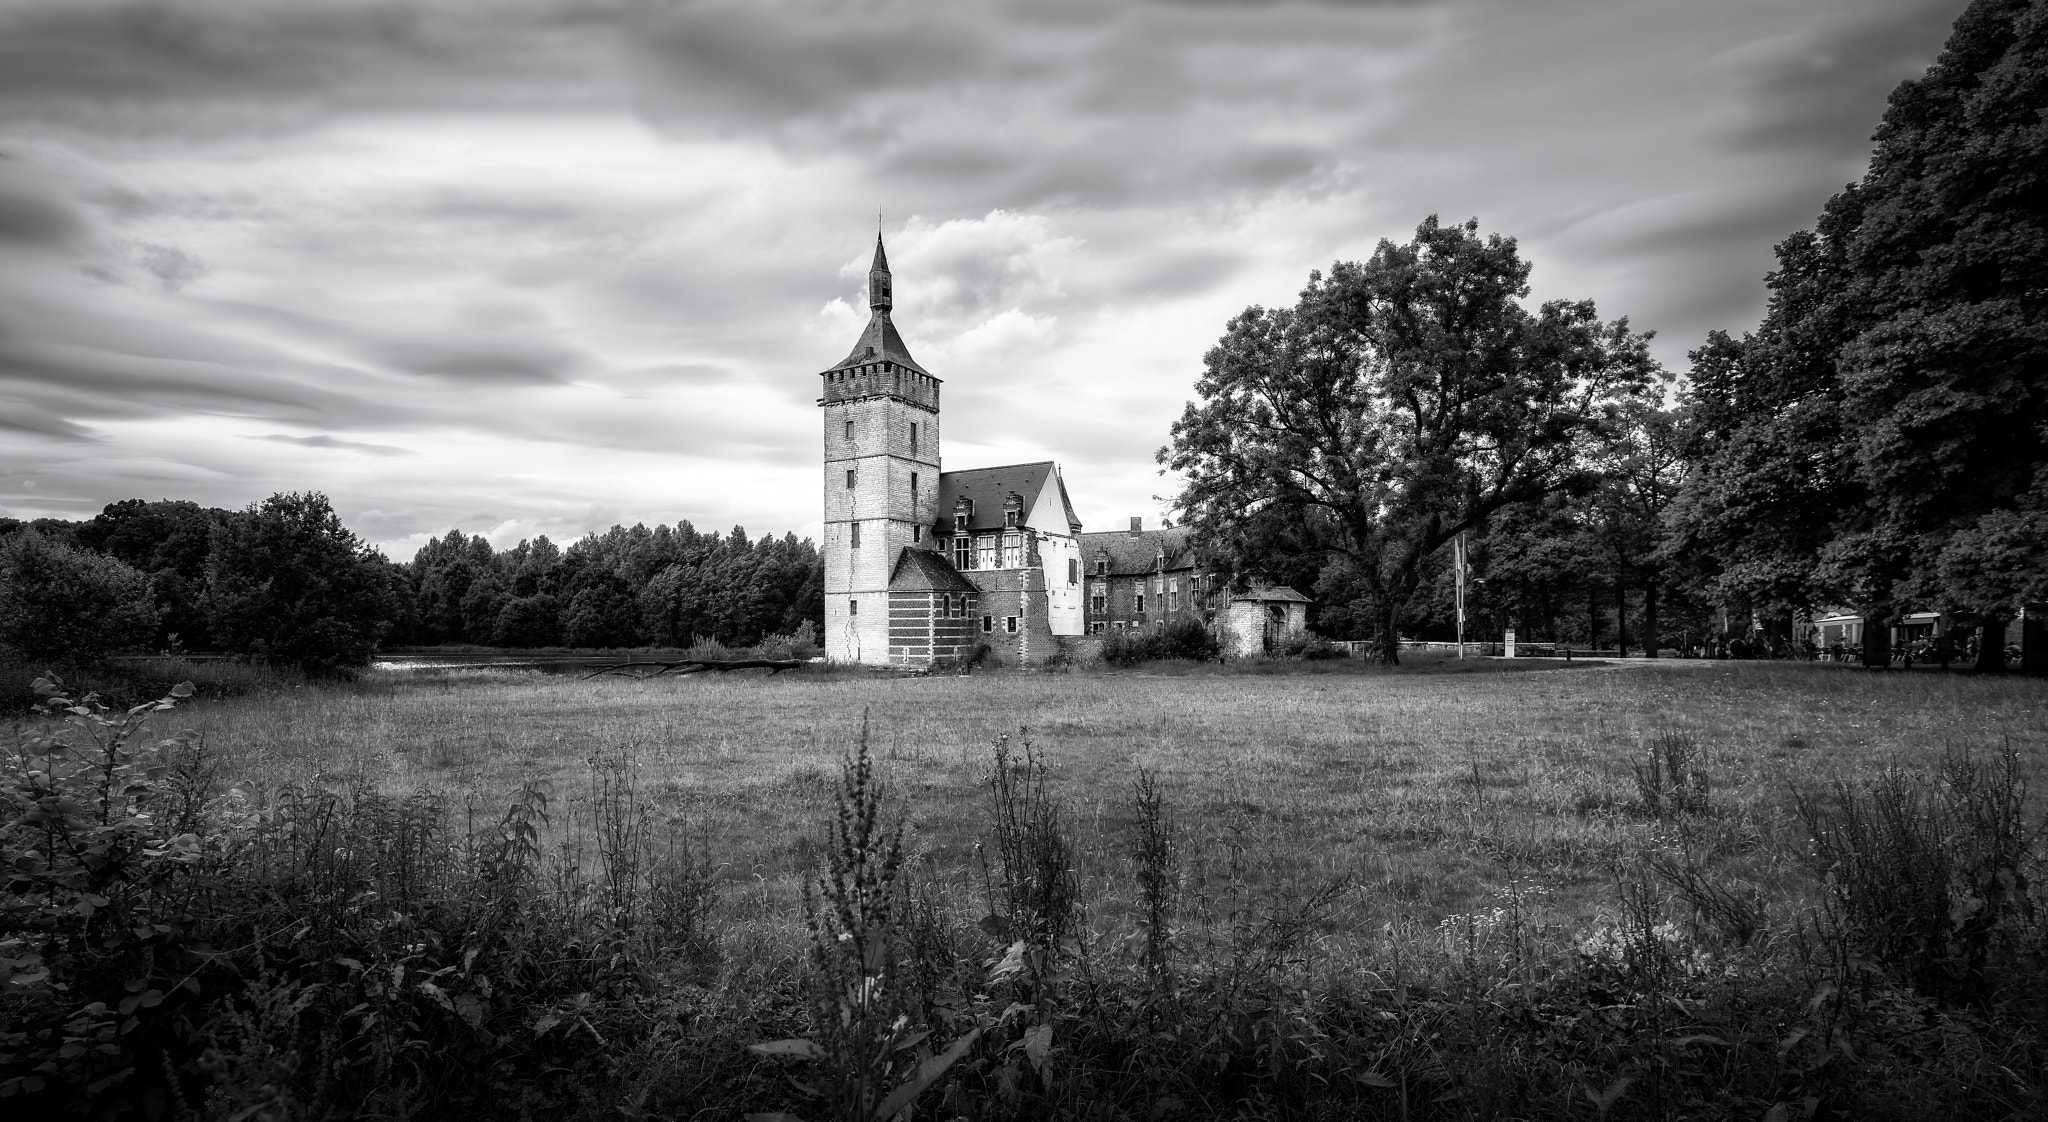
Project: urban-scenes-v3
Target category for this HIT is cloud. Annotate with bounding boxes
[0,0,626,140]
[0,397,100,441]
[0,0,1983,554]
[1721,0,1972,157]
[0,171,89,249]
[254,433,408,456]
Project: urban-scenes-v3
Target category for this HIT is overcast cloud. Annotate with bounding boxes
[0,0,1971,558]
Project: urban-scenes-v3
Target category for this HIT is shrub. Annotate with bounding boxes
[1281,632,1349,660]
[202,492,394,675]
[1630,729,1710,818]
[0,533,159,663]
[493,594,563,647]
[1101,618,1220,666]
[1795,743,2042,1005]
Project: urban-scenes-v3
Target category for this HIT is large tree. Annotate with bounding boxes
[0,532,160,664]
[1668,0,2047,668]
[203,492,395,675]
[1163,216,1660,663]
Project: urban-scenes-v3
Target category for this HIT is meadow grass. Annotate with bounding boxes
[11,655,2043,1120]
[183,657,2047,967]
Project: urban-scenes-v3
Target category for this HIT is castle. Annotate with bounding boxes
[819,232,1298,667]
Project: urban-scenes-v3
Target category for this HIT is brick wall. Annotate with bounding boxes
[887,590,981,667]
[821,388,942,664]
[826,591,891,664]
[966,568,1057,665]
[1086,569,1218,633]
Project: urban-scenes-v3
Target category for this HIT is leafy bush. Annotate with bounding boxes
[492,594,563,647]
[1796,743,2042,1005]
[1101,618,1220,666]
[0,533,159,663]
[203,492,395,675]
[1281,632,1350,660]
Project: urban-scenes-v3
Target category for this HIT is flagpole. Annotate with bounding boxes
[1455,533,1467,661]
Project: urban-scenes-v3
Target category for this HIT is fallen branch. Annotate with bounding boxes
[582,658,804,680]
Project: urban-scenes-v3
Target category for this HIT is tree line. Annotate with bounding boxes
[0,495,823,674]
[1165,0,2044,665]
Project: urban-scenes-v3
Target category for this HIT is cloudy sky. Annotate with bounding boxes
[0,0,1970,560]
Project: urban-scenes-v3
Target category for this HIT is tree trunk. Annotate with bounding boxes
[1374,597,1402,665]
[1975,616,2007,673]
[1860,608,1892,669]
[1642,581,1660,658]
[1615,567,1629,656]
[1588,587,1601,650]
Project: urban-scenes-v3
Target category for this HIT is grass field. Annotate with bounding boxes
[11,655,2046,1120]
[182,656,2046,963]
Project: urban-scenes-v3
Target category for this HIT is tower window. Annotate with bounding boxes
[849,599,858,616]
[910,471,918,499]
[1068,558,1079,585]
[913,525,922,542]
[909,423,918,455]
[844,419,853,441]
[850,523,861,548]
[1005,616,1018,634]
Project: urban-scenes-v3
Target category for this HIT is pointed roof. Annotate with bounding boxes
[889,546,979,593]
[824,229,928,375]
[830,312,929,375]
[869,230,890,278]
[1231,586,1311,604]
[1077,524,1204,576]
[936,462,1083,535]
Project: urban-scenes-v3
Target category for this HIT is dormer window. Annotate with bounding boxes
[1004,510,1020,529]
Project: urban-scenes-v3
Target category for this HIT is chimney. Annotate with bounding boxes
[1128,516,1142,535]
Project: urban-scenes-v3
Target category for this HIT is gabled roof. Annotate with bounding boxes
[936,462,1082,535]
[1077,524,1204,576]
[889,547,978,593]
[827,311,929,376]
[1231,586,1311,604]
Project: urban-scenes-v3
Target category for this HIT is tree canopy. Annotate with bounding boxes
[0,532,160,664]
[1163,215,1660,663]
[1666,0,2047,661]
[202,492,397,675]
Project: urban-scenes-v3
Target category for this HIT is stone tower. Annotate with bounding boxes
[819,232,942,664]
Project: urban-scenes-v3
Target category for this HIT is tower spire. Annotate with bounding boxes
[868,225,892,311]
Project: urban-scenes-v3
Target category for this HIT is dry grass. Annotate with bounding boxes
[179,658,2048,965]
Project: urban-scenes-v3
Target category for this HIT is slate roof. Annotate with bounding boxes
[889,546,979,593]
[1231,586,1311,604]
[1077,524,1204,576]
[936,462,1082,535]
[827,311,929,376]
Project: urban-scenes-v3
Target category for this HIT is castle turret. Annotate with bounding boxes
[819,230,942,664]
